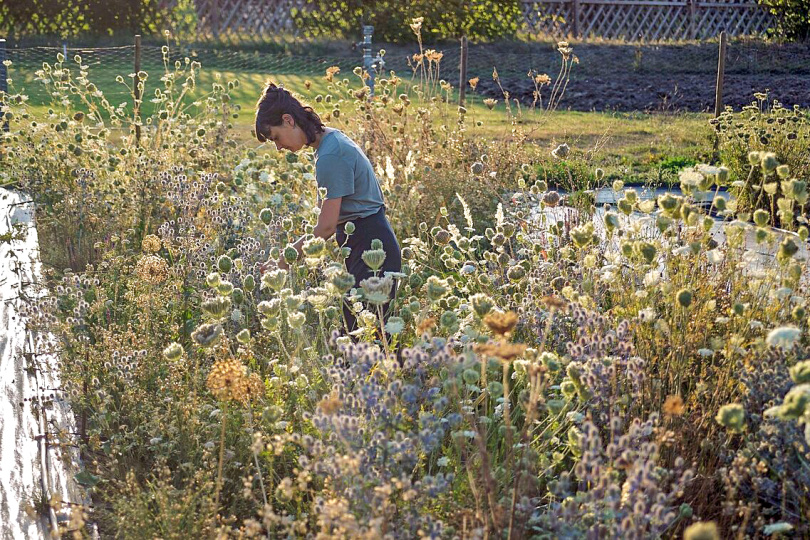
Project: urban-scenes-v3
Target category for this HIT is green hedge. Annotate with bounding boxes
[292,0,522,43]
[758,0,810,41]
[0,0,194,40]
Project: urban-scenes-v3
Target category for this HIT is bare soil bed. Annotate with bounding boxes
[378,39,810,112]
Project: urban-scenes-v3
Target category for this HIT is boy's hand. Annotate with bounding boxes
[259,258,276,274]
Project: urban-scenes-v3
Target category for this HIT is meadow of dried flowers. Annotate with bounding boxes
[1,33,809,539]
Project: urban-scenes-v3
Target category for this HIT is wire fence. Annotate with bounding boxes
[3,39,810,111]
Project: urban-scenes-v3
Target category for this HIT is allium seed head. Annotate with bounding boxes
[141,234,161,253]
[135,255,169,284]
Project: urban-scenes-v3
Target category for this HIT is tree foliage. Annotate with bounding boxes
[758,0,810,41]
[292,0,523,43]
[0,0,191,40]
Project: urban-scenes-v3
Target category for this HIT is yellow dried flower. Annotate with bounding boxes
[483,98,498,110]
[540,295,567,310]
[246,372,265,401]
[474,341,527,363]
[417,317,437,335]
[684,521,720,540]
[324,66,340,82]
[663,395,685,416]
[469,76,480,90]
[534,73,551,85]
[207,357,248,402]
[135,255,169,284]
[318,391,343,415]
[484,310,519,337]
[141,234,161,253]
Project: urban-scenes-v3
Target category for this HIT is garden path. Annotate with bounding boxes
[0,189,85,538]
[533,187,809,278]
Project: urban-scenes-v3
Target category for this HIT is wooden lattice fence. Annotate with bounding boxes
[161,0,774,41]
[159,0,306,37]
[521,0,773,40]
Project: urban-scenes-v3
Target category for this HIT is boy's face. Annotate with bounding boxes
[265,113,307,152]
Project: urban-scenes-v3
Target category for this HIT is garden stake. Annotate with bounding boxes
[458,36,468,107]
[134,35,142,147]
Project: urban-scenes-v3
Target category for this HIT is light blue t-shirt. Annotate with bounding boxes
[315,130,385,223]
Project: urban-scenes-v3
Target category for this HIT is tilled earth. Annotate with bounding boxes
[475,72,810,112]
[379,39,810,112]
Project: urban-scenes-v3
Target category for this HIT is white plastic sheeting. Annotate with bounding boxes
[0,189,83,539]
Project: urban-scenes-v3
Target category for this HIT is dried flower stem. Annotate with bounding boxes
[214,403,227,512]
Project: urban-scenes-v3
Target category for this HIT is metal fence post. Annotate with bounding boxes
[359,25,375,96]
[458,36,468,107]
[134,35,142,146]
[0,38,7,132]
[572,0,580,39]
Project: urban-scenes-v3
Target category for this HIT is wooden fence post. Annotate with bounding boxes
[688,0,697,40]
[134,35,142,146]
[458,36,468,107]
[212,0,220,40]
[571,0,580,39]
[0,39,7,132]
[714,30,727,118]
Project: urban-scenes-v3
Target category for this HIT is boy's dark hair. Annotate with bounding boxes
[254,82,325,144]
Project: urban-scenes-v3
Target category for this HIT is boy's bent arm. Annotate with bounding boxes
[313,197,342,239]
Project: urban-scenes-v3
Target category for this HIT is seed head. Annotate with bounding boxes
[202,296,232,319]
[675,289,693,308]
[483,310,518,337]
[475,341,527,362]
[789,360,810,384]
[683,521,720,540]
[141,234,161,254]
[551,143,570,159]
[542,191,561,207]
[236,328,251,344]
[191,322,223,347]
[216,280,234,296]
[243,274,256,292]
[715,403,745,433]
[663,395,685,416]
[426,276,449,302]
[206,272,221,288]
[361,248,386,271]
[261,269,287,292]
[217,255,233,273]
[359,275,393,305]
[163,342,184,362]
[760,152,779,173]
[470,293,495,317]
[206,357,248,402]
[135,255,169,284]
[283,245,299,263]
[765,326,801,350]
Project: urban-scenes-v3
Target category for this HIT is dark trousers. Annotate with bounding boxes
[335,207,402,334]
